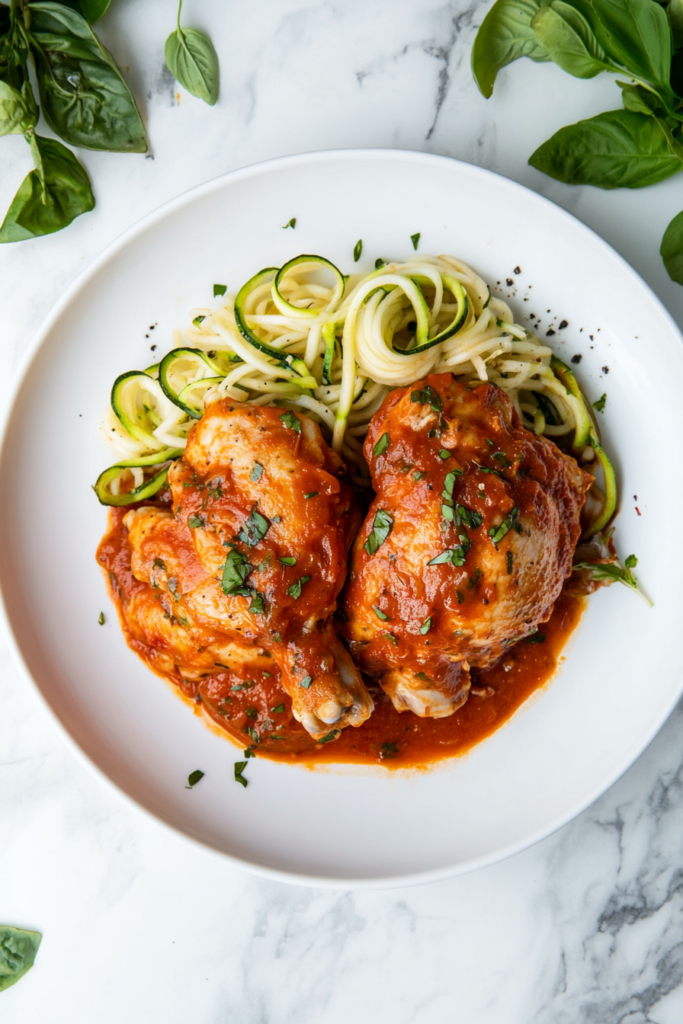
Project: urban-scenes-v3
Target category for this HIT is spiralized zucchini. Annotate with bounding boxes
[98,253,611,529]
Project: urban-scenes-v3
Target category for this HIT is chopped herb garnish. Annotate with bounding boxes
[231,681,255,691]
[441,504,455,521]
[192,315,205,326]
[234,761,248,787]
[373,605,389,621]
[507,550,514,574]
[420,617,432,635]
[428,546,467,567]
[238,506,270,547]
[243,746,256,758]
[474,461,504,478]
[221,548,254,596]
[375,257,386,269]
[467,567,483,589]
[456,504,483,529]
[373,432,390,457]
[188,515,204,528]
[489,507,519,548]
[594,393,607,412]
[152,558,167,571]
[415,671,431,682]
[413,470,425,481]
[278,556,297,566]
[282,217,296,229]
[287,575,311,599]
[456,589,464,604]
[245,726,259,743]
[304,491,318,499]
[280,411,301,432]
[380,741,399,758]
[410,384,441,414]
[410,232,421,250]
[245,707,258,719]
[185,769,204,789]
[438,449,450,460]
[258,554,272,572]
[526,632,546,644]
[353,239,363,262]
[319,730,340,744]
[271,704,285,713]
[574,556,650,603]
[251,462,264,482]
[492,452,511,467]
[364,508,393,555]
[385,633,398,645]
[300,675,313,688]
[263,671,272,678]
[213,284,227,297]
[98,611,105,625]
[248,591,265,614]
[625,554,638,568]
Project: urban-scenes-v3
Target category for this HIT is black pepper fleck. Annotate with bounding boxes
[602,365,609,374]
[546,328,556,336]
[559,320,568,329]
[506,278,513,286]
[513,266,521,274]
[570,354,582,364]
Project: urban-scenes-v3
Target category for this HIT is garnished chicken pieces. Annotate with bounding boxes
[120,399,372,742]
[342,373,592,719]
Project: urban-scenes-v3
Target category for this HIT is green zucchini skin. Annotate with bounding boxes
[159,348,223,418]
[95,447,183,507]
[550,356,592,448]
[234,267,314,383]
[272,255,345,319]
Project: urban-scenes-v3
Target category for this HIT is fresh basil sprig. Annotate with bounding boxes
[471,0,683,282]
[165,0,219,106]
[0,925,42,992]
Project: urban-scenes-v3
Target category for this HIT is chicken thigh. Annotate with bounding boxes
[121,398,373,741]
[342,373,592,718]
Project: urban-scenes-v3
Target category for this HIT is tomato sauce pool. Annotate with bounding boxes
[99,509,585,769]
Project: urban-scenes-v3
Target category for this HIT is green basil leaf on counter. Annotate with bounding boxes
[0,925,42,992]
[471,0,550,99]
[529,109,683,189]
[661,209,683,284]
[617,80,667,116]
[0,134,94,243]
[0,80,37,136]
[164,0,219,106]
[569,0,672,92]
[28,2,147,152]
[57,0,114,22]
[531,0,613,79]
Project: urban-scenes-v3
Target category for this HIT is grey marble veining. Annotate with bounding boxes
[1,1,683,1020]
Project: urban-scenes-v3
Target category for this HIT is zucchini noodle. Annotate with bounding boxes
[99,253,594,494]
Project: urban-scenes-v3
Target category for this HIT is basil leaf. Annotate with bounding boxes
[165,0,219,107]
[234,761,248,787]
[420,617,432,635]
[318,730,340,744]
[574,556,651,603]
[364,508,393,555]
[428,546,467,567]
[282,217,296,229]
[188,514,204,528]
[0,926,42,992]
[410,232,421,250]
[287,575,311,599]
[617,80,666,116]
[0,134,94,243]
[58,0,113,22]
[278,555,297,566]
[531,0,612,78]
[471,0,550,99]
[0,80,38,136]
[213,283,227,297]
[248,591,265,614]
[221,548,253,596]
[669,0,683,48]
[529,110,682,188]
[593,392,607,411]
[489,506,520,547]
[28,2,147,152]
[373,432,390,456]
[280,411,301,432]
[569,0,672,90]
[186,769,204,788]
[410,384,442,413]
[353,239,363,262]
[373,605,389,621]
[661,209,683,284]
[300,675,313,688]
[251,462,264,482]
[238,506,270,547]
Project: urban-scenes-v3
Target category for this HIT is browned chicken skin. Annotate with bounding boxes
[342,373,593,718]
[122,399,373,741]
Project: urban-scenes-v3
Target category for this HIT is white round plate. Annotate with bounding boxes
[0,150,680,888]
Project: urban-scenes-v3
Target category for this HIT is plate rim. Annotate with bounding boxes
[1,146,681,889]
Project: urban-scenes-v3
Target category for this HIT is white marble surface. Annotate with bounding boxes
[2,0,683,1020]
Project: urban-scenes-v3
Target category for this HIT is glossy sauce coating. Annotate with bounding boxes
[98,508,584,767]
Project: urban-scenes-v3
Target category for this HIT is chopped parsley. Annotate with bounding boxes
[271,704,285,713]
[410,232,421,250]
[213,284,227,297]
[319,730,340,744]
[373,605,389,621]
[287,575,311,599]
[282,217,296,229]
[152,558,167,571]
[353,239,363,262]
[492,452,511,467]
[280,411,301,432]
[244,707,258,719]
[231,681,255,691]
[364,508,393,555]
[373,432,390,457]
[238,506,270,547]
[420,617,432,635]
[221,548,254,596]
[415,671,431,682]
[428,546,467,567]
[300,675,313,688]
[410,384,441,414]
[251,462,264,482]
[385,633,398,645]
[188,515,204,528]
[593,393,607,412]
[98,611,105,625]
[185,769,204,789]
[380,741,399,758]
[304,491,318,499]
[438,449,450,460]
[234,761,248,788]
[248,591,265,614]
[413,470,425,481]
[489,507,520,548]
[278,556,297,566]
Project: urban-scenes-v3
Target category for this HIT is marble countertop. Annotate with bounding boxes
[3,1,683,1020]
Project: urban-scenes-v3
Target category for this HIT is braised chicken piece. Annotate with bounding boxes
[342,373,592,718]
[120,399,372,741]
